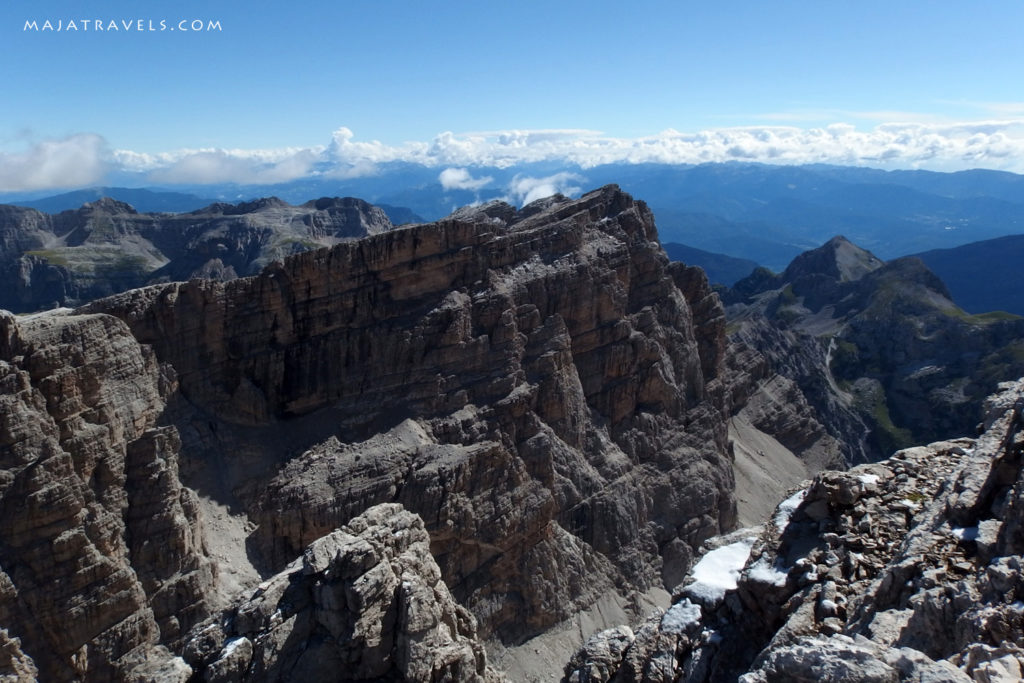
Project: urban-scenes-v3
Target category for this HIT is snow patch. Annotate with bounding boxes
[747,557,789,587]
[660,599,702,634]
[222,637,247,657]
[685,537,756,605]
[774,489,808,530]
[952,526,979,541]
[858,473,880,485]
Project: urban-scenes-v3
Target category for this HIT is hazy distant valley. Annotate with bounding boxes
[6,161,1024,313]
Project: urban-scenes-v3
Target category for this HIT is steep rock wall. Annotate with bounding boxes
[0,310,213,680]
[84,185,736,643]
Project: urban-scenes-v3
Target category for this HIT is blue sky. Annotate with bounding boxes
[2,0,1024,191]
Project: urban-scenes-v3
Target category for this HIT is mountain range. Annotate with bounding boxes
[0,196,394,312]
[724,235,1024,460]
[4,162,1024,272]
[2,185,1024,681]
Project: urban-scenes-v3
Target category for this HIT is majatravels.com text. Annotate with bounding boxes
[24,19,222,32]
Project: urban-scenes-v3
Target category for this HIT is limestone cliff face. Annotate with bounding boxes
[565,378,1024,682]
[81,185,735,644]
[724,316,862,471]
[0,309,213,680]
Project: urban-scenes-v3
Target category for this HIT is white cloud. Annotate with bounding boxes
[137,146,321,185]
[6,120,1024,192]
[0,134,108,191]
[439,167,493,191]
[507,172,584,206]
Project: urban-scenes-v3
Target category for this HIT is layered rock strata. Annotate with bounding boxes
[73,185,734,647]
[0,309,213,680]
[564,377,1024,681]
[724,317,851,472]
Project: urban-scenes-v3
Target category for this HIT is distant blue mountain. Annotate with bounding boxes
[586,163,1024,269]
[661,242,760,286]
[912,234,1024,316]
[11,187,216,213]
[6,162,1024,271]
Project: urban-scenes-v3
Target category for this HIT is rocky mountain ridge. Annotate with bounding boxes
[724,235,1024,462]
[79,186,737,640]
[1,186,744,679]
[3,185,1023,681]
[0,196,394,312]
[565,377,1024,682]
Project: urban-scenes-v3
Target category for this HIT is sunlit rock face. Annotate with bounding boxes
[0,183,733,680]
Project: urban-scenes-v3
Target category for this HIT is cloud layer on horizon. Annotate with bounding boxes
[3,121,1024,193]
[0,134,109,192]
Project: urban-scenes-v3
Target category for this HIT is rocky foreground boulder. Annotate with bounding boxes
[183,503,502,682]
[565,378,1024,681]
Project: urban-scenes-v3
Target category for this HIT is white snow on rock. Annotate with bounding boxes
[747,556,789,587]
[222,637,247,656]
[684,537,757,605]
[858,473,880,485]
[774,489,808,531]
[660,599,702,634]
[952,526,979,541]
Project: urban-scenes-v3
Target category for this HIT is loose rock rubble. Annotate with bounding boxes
[564,378,1024,682]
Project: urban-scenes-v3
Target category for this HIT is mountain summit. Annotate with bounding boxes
[726,236,1024,460]
[782,235,884,283]
[1,186,736,679]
